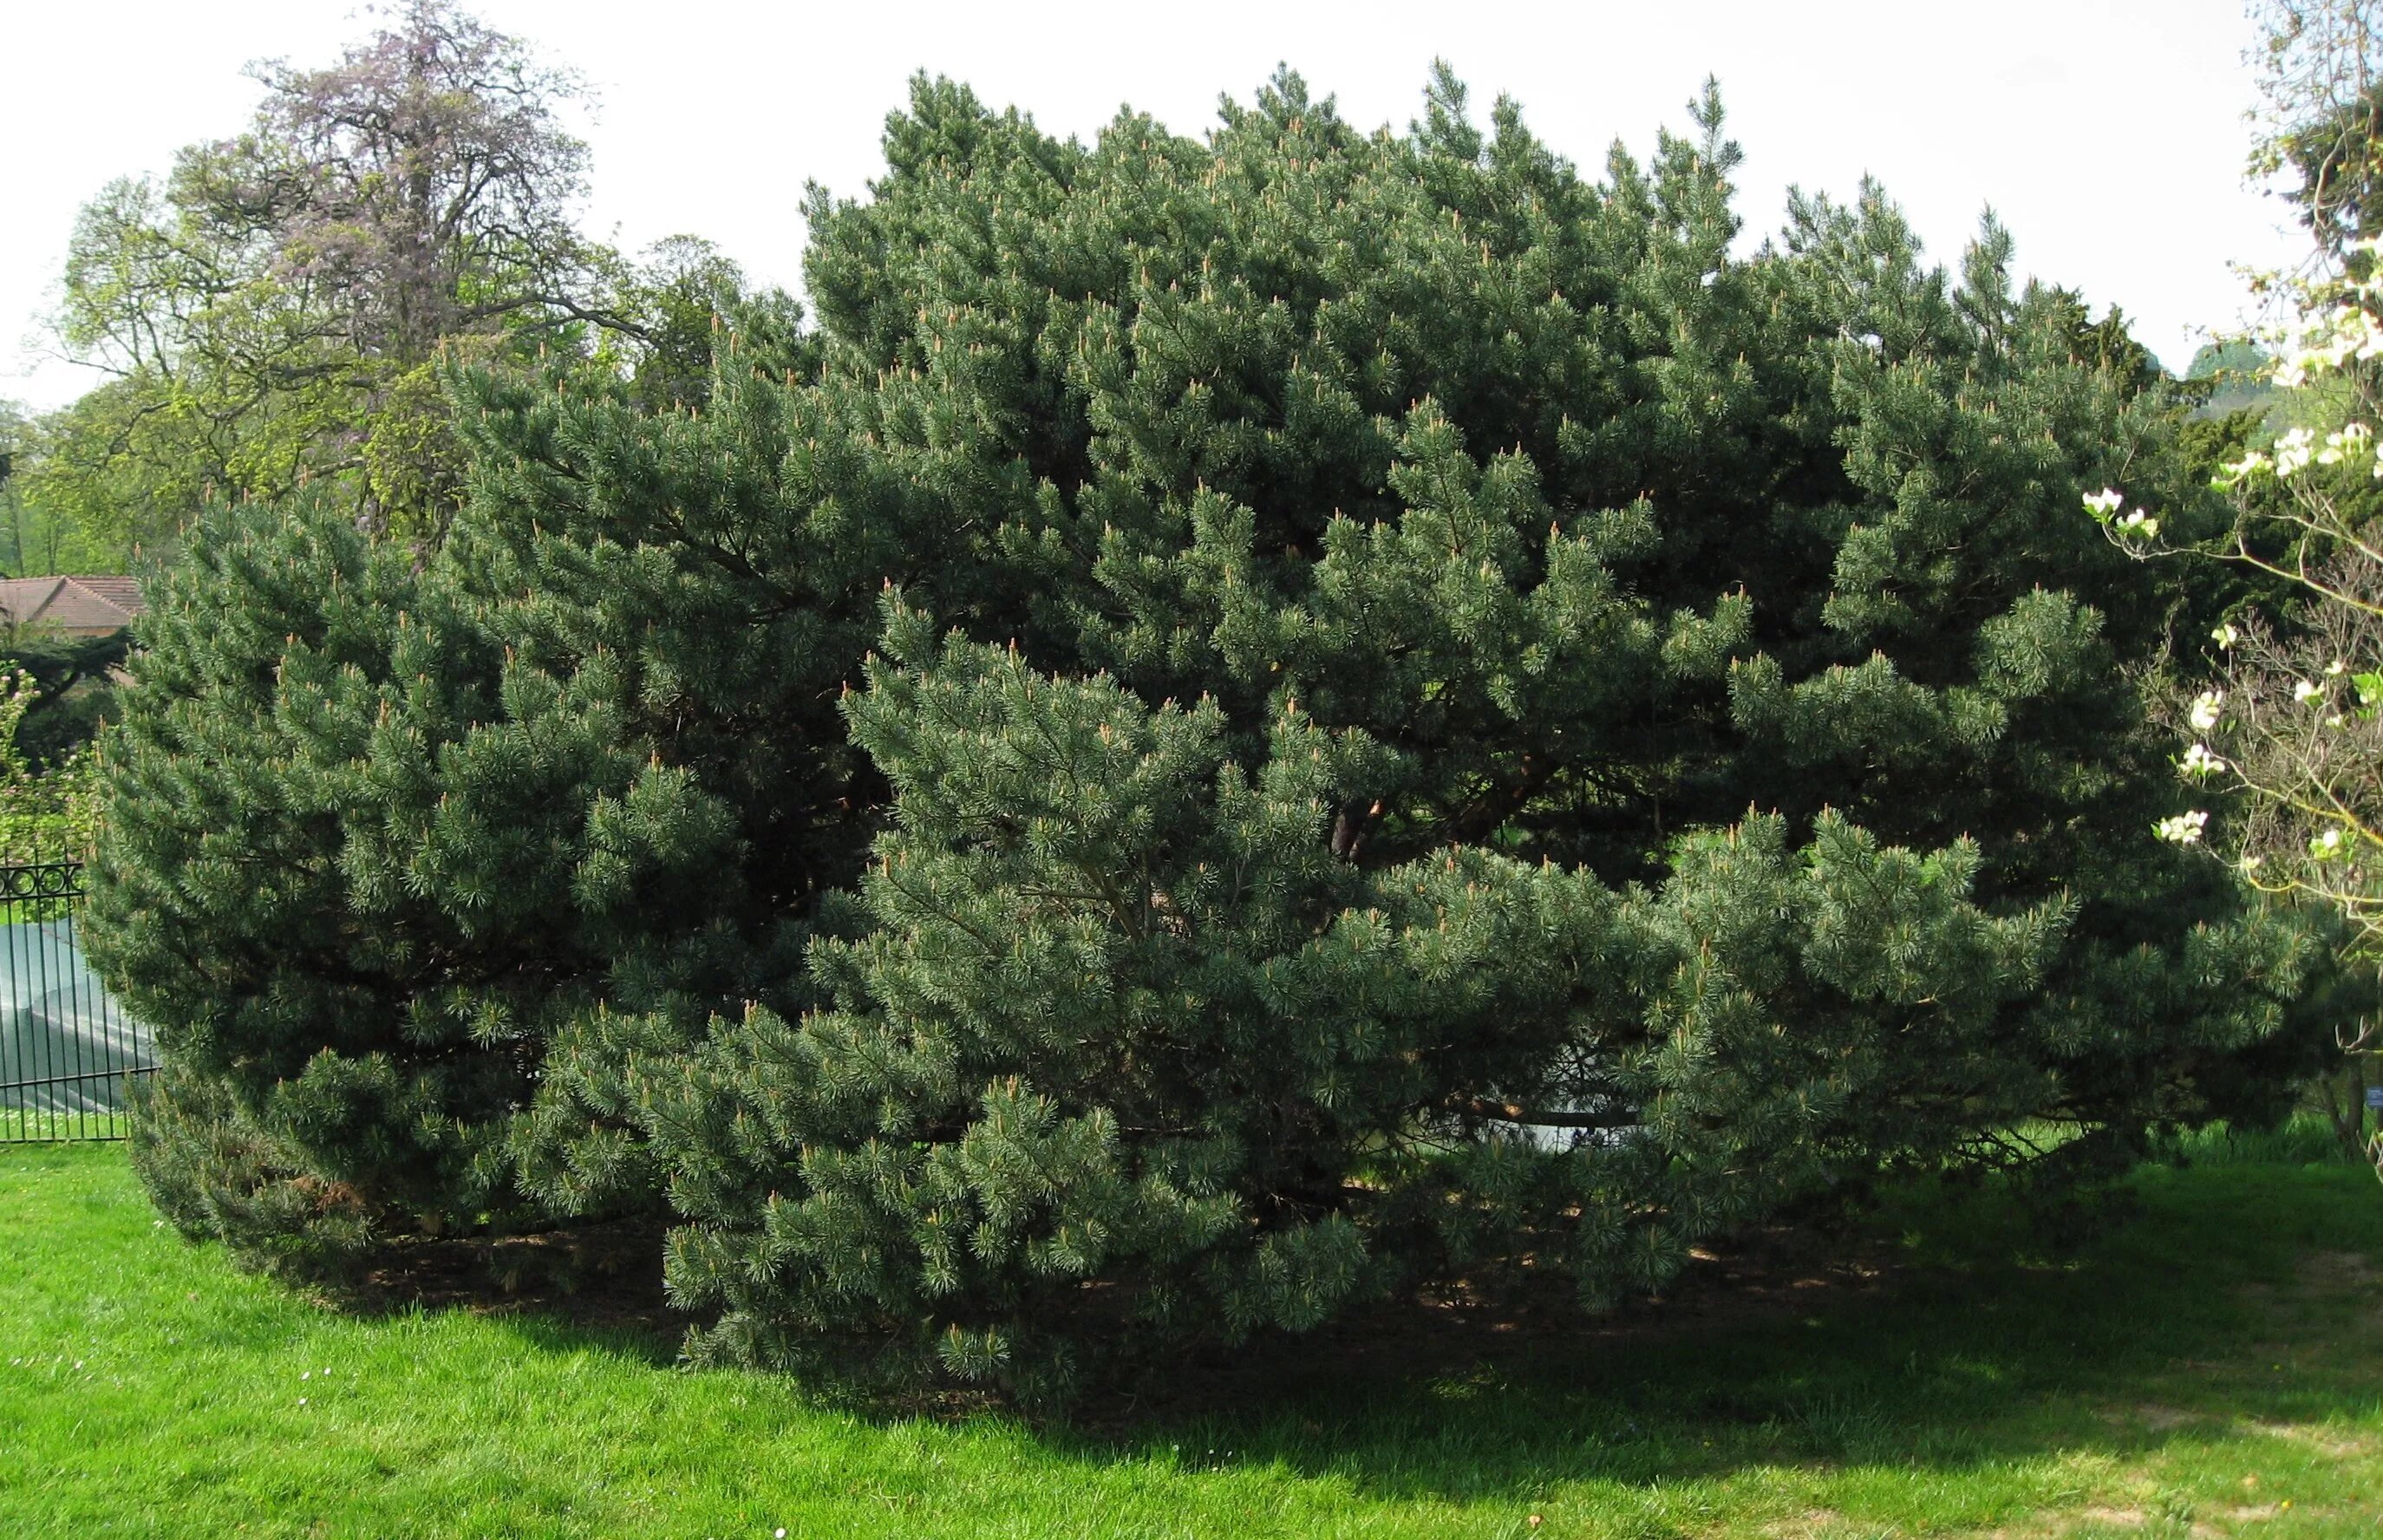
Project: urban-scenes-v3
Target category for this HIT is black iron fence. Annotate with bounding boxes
[1,855,152,1141]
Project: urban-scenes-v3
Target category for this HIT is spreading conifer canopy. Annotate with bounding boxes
[89,66,2338,1397]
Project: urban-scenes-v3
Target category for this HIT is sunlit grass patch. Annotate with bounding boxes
[0,1106,127,1142]
[2,1141,2379,1537]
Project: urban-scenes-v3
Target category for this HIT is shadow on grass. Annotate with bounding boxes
[1021,1158,2383,1504]
[60,1127,2377,1511]
[441,1151,2382,1508]
[332,1215,691,1369]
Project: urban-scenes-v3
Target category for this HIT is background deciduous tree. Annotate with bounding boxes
[2108,0,2383,1169]
[2255,0,2383,270]
[27,0,721,551]
[0,402,107,574]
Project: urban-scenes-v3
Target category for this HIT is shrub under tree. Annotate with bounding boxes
[91,69,2338,1393]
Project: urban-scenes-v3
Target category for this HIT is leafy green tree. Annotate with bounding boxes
[0,402,112,575]
[10,380,208,569]
[2102,0,2383,1169]
[0,630,129,767]
[0,403,25,568]
[34,1,641,550]
[590,237,809,414]
[0,667,99,858]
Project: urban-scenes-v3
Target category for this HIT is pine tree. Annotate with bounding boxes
[626,71,2329,1391]
[94,67,2335,1388]
[91,290,880,1263]
[86,494,748,1264]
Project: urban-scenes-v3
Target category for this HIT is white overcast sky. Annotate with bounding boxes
[0,0,2301,412]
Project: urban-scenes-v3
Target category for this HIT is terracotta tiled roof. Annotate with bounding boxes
[0,575,146,635]
[64,576,145,616]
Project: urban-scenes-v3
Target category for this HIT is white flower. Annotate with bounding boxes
[2190,690,2224,732]
[2212,623,2239,649]
[2353,315,2383,362]
[2328,657,2349,675]
[2181,742,2227,779]
[2312,827,2347,858]
[2328,713,2347,728]
[2275,427,2319,476]
[2116,509,2159,538]
[2215,449,2273,487]
[2156,810,2210,845]
[2082,487,2125,516]
[2295,678,2324,703]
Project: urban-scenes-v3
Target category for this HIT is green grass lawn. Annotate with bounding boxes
[0,1109,129,1142]
[3,1138,2380,1538]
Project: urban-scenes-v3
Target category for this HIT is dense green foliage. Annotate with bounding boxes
[95,498,774,1270]
[0,665,100,857]
[0,402,116,576]
[0,629,127,766]
[89,69,2337,1395]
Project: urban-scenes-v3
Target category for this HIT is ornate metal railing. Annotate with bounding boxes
[1,856,151,1141]
[0,858,88,904]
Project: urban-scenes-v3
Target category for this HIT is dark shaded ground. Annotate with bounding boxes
[326,1197,1913,1426]
[340,1215,681,1336]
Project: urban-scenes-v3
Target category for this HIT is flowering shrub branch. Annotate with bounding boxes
[2086,223,2383,1173]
